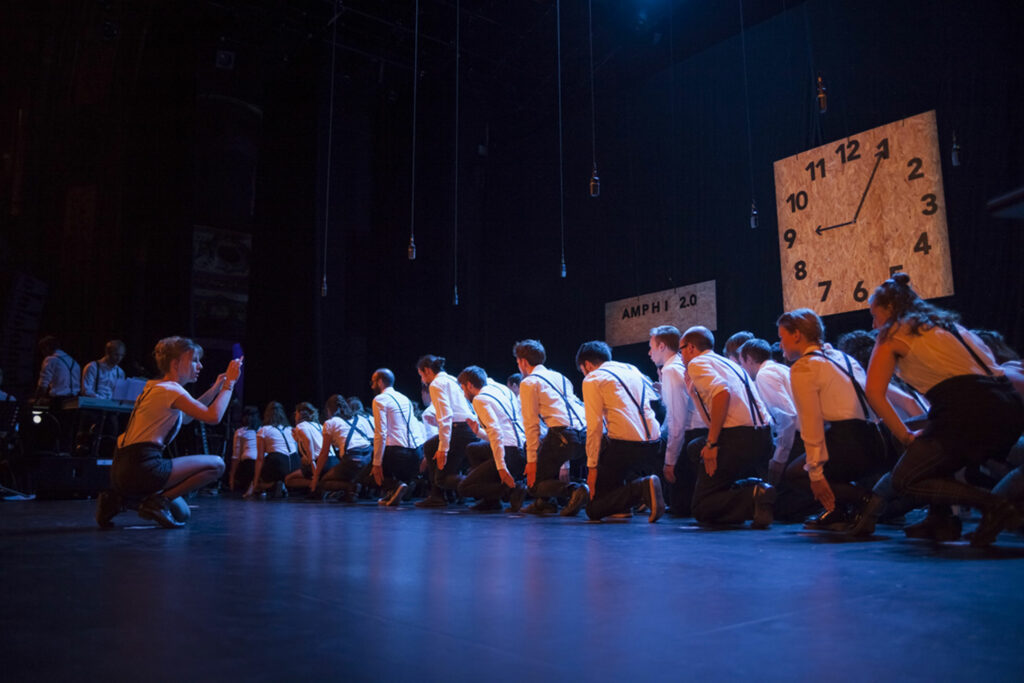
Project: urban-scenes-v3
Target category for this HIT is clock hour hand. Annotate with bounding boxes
[815,220,855,235]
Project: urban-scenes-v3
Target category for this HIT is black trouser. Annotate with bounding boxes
[458,442,525,503]
[891,375,1024,510]
[691,426,772,524]
[232,459,256,491]
[260,452,292,482]
[323,446,371,484]
[423,422,476,492]
[666,427,708,516]
[377,445,423,491]
[785,419,886,507]
[532,426,585,500]
[587,438,662,520]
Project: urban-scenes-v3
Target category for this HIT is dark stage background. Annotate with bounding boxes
[2,0,1022,412]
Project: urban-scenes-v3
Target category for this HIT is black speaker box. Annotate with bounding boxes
[33,456,110,499]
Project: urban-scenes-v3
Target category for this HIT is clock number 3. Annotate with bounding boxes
[921,194,939,215]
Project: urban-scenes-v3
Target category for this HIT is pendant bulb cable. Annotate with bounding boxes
[587,0,599,198]
[738,0,757,229]
[556,0,567,278]
[452,0,461,305]
[408,0,419,260]
[322,0,340,296]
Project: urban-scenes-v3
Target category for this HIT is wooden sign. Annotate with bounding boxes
[773,110,954,316]
[605,280,717,347]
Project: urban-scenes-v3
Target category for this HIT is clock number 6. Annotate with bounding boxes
[921,194,938,215]
[794,260,807,280]
[817,280,832,302]
[854,280,869,303]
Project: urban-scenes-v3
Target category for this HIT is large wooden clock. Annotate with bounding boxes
[773,110,954,316]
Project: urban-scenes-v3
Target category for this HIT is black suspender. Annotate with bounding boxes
[274,425,294,453]
[529,372,582,428]
[343,415,371,452]
[596,366,652,440]
[808,350,872,420]
[478,387,525,448]
[946,325,996,376]
[718,356,766,427]
[387,393,414,444]
[122,383,183,448]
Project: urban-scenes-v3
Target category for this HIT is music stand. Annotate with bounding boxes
[0,401,33,500]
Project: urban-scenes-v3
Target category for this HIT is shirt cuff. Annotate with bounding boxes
[805,462,826,481]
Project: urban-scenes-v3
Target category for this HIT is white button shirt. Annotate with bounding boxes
[582,361,661,469]
[257,424,296,454]
[684,351,769,430]
[323,414,373,454]
[519,364,586,464]
[753,360,798,465]
[233,427,258,461]
[427,371,475,454]
[471,379,525,471]
[789,345,871,481]
[372,387,421,465]
[38,350,81,398]
[81,360,126,399]
[292,421,325,468]
[660,354,698,467]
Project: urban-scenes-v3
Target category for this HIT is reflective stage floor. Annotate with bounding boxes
[2,497,1023,682]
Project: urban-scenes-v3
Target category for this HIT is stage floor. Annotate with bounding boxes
[2,497,1023,682]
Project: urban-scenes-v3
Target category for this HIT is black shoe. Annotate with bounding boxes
[138,495,185,529]
[95,490,122,528]
[168,496,191,523]
[378,483,408,506]
[470,499,504,513]
[846,493,884,537]
[522,499,556,515]
[645,476,665,523]
[968,501,1023,548]
[751,482,776,529]
[270,481,287,499]
[560,484,590,517]
[803,507,851,532]
[904,512,962,541]
[508,485,527,513]
[414,494,448,509]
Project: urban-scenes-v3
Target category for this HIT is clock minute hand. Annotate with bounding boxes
[852,154,885,223]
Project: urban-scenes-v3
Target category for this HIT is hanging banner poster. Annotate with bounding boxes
[604,280,717,347]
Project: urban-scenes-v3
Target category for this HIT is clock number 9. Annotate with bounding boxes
[854,280,869,302]
[783,229,797,249]
[786,191,808,213]
[794,260,807,280]
[921,194,939,215]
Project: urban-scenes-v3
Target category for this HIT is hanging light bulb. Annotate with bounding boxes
[407,236,417,260]
[560,257,567,278]
[749,199,759,229]
[816,73,827,114]
[589,164,600,198]
[951,131,961,167]
[320,275,328,297]
[453,285,459,306]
